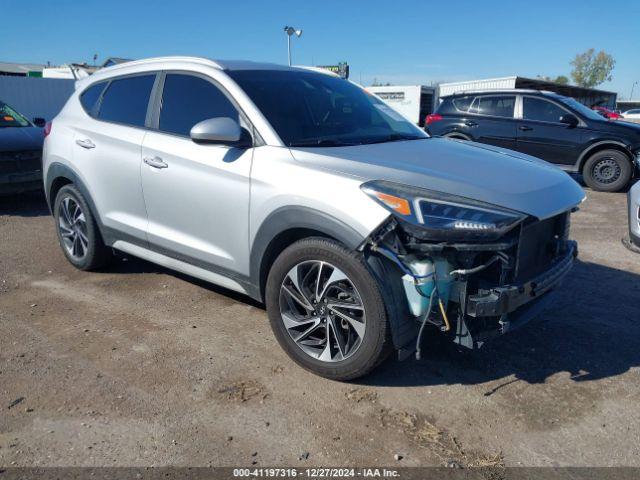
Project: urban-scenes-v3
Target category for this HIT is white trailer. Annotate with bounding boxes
[366,85,436,126]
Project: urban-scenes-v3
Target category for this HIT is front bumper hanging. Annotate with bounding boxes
[466,241,577,318]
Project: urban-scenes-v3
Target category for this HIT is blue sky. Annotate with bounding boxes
[3,0,639,98]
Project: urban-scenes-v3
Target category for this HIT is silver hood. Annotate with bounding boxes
[289,137,586,220]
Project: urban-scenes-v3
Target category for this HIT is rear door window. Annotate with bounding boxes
[98,74,156,127]
[159,74,239,137]
[523,97,567,123]
[471,96,515,118]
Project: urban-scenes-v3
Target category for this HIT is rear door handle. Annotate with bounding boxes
[143,156,168,169]
[75,138,95,149]
[519,125,533,131]
[465,120,478,127]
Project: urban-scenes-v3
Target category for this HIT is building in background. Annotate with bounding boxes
[438,76,617,109]
[366,85,437,126]
[0,61,45,77]
[617,100,640,112]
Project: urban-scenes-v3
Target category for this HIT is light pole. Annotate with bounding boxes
[284,26,302,66]
[631,81,638,100]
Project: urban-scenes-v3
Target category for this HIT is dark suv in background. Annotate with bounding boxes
[426,90,640,192]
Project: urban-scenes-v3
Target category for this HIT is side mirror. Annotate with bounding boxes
[33,117,46,128]
[190,117,251,147]
[559,114,579,127]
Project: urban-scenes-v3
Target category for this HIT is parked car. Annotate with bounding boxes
[592,106,622,120]
[622,109,640,120]
[0,100,46,195]
[623,181,640,253]
[426,90,640,192]
[43,57,585,380]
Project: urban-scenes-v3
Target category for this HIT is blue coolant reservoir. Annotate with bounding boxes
[401,255,452,317]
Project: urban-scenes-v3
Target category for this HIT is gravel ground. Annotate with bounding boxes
[1,184,639,468]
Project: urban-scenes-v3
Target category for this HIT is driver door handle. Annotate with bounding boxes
[519,125,533,131]
[465,120,478,127]
[144,156,168,169]
[75,138,95,149]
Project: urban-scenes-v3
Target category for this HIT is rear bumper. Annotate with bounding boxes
[0,170,43,195]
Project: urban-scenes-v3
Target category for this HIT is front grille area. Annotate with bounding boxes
[515,212,569,282]
[0,150,42,175]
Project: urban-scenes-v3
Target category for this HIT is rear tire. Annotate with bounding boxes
[265,238,392,381]
[582,150,632,192]
[54,185,113,270]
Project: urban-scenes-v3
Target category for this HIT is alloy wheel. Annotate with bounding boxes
[279,260,366,362]
[58,197,89,260]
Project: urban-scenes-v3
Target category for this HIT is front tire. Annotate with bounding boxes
[54,185,112,270]
[582,150,632,192]
[265,238,391,381]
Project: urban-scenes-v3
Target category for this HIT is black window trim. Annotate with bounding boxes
[148,69,263,146]
[79,71,160,131]
[520,94,585,127]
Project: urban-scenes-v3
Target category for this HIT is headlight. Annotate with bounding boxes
[361,180,526,241]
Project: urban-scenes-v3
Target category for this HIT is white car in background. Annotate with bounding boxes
[622,109,640,120]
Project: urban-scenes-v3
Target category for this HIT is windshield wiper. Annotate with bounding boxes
[362,134,427,145]
[288,139,357,147]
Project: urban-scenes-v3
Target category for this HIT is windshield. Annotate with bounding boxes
[556,96,604,121]
[227,69,427,147]
[0,101,30,128]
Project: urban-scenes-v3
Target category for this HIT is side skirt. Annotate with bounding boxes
[112,240,249,295]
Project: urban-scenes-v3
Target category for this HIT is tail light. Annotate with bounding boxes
[425,114,443,126]
[43,121,52,138]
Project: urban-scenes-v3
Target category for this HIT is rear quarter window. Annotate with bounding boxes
[437,96,474,114]
[79,82,107,117]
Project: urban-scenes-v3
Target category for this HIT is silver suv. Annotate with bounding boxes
[43,57,585,380]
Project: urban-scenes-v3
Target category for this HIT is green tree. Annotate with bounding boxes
[570,49,615,87]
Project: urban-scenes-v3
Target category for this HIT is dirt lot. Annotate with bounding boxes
[1,185,639,468]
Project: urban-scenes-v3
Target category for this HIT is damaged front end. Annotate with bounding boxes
[360,180,578,357]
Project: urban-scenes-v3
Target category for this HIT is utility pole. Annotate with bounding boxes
[631,81,638,100]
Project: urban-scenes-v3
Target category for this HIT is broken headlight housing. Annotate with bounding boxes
[361,180,526,241]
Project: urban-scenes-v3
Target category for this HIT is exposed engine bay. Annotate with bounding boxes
[363,211,577,357]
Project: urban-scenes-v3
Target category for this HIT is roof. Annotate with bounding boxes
[0,61,45,74]
[77,56,336,89]
[100,57,132,68]
[439,75,616,97]
[442,88,559,98]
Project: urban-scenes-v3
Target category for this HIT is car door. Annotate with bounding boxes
[140,72,253,277]
[73,73,156,244]
[516,96,583,166]
[465,95,517,149]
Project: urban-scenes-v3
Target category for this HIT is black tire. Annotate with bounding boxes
[54,184,112,270]
[265,238,392,381]
[582,149,632,192]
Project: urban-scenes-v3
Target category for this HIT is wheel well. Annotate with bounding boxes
[49,176,73,206]
[580,144,633,172]
[258,228,336,300]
